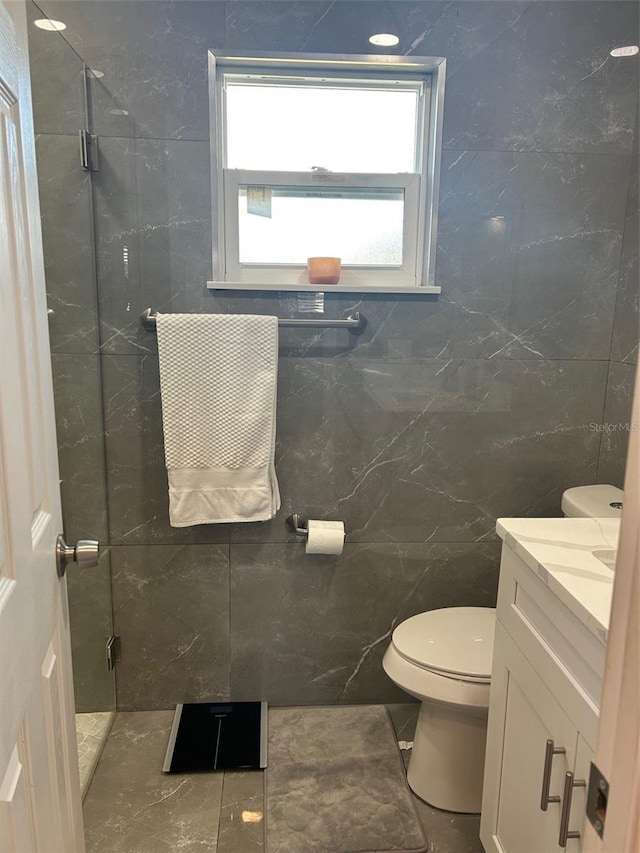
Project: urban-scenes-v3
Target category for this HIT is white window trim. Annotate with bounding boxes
[207,51,446,295]
[225,169,420,286]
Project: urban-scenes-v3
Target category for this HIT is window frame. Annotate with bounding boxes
[208,51,446,294]
[226,169,420,286]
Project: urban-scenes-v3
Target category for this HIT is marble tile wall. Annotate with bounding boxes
[110,545,230,708]
[598,361,638,487]
[38,0,639,710]
[599,115,639,486]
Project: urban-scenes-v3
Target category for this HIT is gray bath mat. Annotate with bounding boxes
[266,705,428,853]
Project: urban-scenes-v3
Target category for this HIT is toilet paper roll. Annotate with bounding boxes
[305,519,345,555]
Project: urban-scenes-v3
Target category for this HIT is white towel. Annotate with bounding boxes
[156,313,280,526]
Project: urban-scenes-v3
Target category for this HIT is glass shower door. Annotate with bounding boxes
[27,0,116,795]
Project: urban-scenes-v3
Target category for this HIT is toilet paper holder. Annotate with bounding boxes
[285,514,309,538]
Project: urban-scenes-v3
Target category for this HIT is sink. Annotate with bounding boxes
[592,548,617,571]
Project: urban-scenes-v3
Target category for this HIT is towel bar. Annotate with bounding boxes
[140,309,367,335]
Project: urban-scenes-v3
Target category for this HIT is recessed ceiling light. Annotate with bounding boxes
[34,18,66,32]
[369,33,400,47]
[87,69,104,79]
[610,45,639,57]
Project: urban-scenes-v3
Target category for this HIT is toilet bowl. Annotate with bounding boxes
[383,606,495,814]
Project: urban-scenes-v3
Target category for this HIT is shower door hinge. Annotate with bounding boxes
[105,635,120,671]
[79,129,99,172]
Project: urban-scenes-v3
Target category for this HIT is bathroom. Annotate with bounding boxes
[0,0,638,851]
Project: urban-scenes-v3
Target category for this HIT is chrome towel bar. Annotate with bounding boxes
[140,308,367,335]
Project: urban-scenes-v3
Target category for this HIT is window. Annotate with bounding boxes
[208,52,446,293]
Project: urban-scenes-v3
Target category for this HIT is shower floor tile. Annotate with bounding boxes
[76,711,114,798]
[83,707,482,853]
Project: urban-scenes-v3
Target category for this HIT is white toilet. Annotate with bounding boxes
[383,606,494,813]
[561,483,623,518]
[383,483,624,815]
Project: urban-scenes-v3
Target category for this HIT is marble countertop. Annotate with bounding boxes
[496,517,620,644]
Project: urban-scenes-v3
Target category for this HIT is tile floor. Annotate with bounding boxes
[82,706,483,853]
[76,711,114,798]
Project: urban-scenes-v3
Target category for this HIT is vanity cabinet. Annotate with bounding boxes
[480,544,605,853]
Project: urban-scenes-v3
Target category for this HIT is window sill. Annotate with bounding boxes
[207,281,441,295]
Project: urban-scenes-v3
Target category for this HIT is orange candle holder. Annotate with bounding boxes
[307,257,341,285]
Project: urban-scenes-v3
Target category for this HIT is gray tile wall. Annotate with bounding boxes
[599,115,639,485]
[38,0,639,710]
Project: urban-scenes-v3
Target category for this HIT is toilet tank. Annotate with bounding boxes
[561,485,624,518]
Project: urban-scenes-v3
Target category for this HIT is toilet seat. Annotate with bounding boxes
[391,607,495,684]
[383,643,491,709]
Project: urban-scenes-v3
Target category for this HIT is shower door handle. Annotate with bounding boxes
[56,534,100,577]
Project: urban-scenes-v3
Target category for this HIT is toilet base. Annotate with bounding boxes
[407,697,488,814]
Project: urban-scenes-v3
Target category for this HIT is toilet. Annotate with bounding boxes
[383,606,494,813]
[561,483,623,518]
[383,483,624,815]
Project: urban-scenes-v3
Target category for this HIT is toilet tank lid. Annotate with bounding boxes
[391,607,496,680]
[561,485,623,518]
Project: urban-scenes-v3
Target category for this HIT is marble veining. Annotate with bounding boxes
[610,114,639,370]
[597,362,638,487]
[51,355,109,545]
[82,708,485,853]
[102,353,608,550]
[36,135,99,355]
[94,136,213,357]
[66,548,116,713]
[30,6,117,720]
[441,1,637,154]
[28,0,86,136]
[31,0,638,711]
[496,517,619,642]
[229,542,500,705]
[111,544,231,710]
[82,711,225,852]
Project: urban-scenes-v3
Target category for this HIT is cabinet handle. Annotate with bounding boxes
[540,739,566,811]
[558,770,586,847]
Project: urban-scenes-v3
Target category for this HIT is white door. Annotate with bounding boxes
[584,368,640,853]
[0,1,85,851]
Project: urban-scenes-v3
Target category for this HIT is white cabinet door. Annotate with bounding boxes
[481,623,579,853]
[0,2,84,850]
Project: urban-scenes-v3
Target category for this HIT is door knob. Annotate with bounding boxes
[56,534,100,577]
